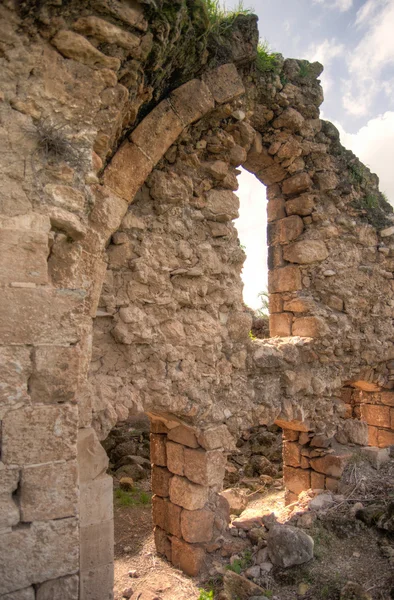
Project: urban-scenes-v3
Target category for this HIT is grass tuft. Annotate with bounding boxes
[256,39,279,72]
[114,487,152,507]
[202,0,254,38]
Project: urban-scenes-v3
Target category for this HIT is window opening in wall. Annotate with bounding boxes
[234,167,269,338]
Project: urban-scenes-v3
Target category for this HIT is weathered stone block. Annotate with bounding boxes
[268,215,304,245]
[273,108,305,132]
[52,29,121,69]
[285,194,315,216]
[80,564,113,600]
[170,79,215,125]
[269,293,283,314]
[184,448,226,487]
[283,466,311,495]
[204,189,239,222]
[0,518,79,594]
[202,63,245,104]
[73,16,140,50]
[169,475,208,510]
[282,173,312,195]
[268,266,302,293]
[104,141,153,202]
[360,447,390,470]
[80,475,113,527]
[166,441,185,476]
[368,425,378,446]
[0,346,31,418]
[20,461,77,522]
[36,574,79,600]
[1,588,35,600]
[268,245,285,269]
[167,425,199,448]
[89,184,128,244]
[0,288,84,345]
[315,171,338,191]
[131,99,184,164]
[267,198,286,222]
[260,163,287,185]
[292,316,328,337]
[0,467,19,528]
[310,453,350,478]
[152,495,182,537]
[325,477,339,492]
[154,526,172,561]
[171,537,205,577]
[150,433,167,466]
[360,404,391,428]
[283,296,315,313]
[45,184,85,212]
[381,392,394,407]
[197,425,236,451]
[0,229,48,284]
[269,313,292,337]
[283,441,301,468]
[151,466,172,497]
[310,470,325,489]
[77,427,109,483]
[80,519,114,571]
[283,240,328,264]
[2,404,77,465]
[29,345,81,404]
[377,429,394,447]
[181,508,214,543]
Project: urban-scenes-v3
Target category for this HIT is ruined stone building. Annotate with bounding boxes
[0,1,393,598]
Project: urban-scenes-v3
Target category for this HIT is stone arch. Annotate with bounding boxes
[1,2,394,599]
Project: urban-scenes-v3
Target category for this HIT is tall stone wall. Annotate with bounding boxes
[0,1,393,598]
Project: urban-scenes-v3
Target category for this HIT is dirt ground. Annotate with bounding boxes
[113,456,394,600]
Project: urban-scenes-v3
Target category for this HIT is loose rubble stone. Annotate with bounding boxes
[267,524,314,567]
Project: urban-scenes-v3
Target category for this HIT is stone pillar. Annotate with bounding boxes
[149,417,232,576]
[78,428,114,600]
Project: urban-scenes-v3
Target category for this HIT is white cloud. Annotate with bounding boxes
[334,111,394,202]
[343,0,394,116]
[307,38,344,92]
[312,0,353,12]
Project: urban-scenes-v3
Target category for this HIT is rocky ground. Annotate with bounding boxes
[107,420,394,600]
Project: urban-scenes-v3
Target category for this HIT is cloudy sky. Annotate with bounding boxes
[228,0,394,308]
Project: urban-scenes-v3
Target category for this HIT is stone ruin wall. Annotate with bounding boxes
[0,1,394,598]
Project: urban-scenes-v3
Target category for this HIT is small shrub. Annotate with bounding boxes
[298,61,310,77]
[364,194,378,208]
[33,118,77,164]
[256,40,278,72]
[114,488,152,507]
[248,330,257,341]
[198,589,214,600]
[348,163,364,185]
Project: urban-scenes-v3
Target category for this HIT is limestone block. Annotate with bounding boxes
[282,173,313,195]
[1,588,35,600]
[52,30,120,70]
[227,311,253,342]
[167,425,199,448]
[283,466,311,495]
[259,163,287,185]
[77,428,109,483]
[268,215,304,245]
[269,313,292,337]
[104,141,153,203]
[310,470,325,489]
[181,508,214,543]
[166,441,185,476]
[20,461,77,522]
[89,185,128,243]
[0,287,85,345]
[292,316,328,337]
[268,266,302,293]
[377,429,394,447]
[283,441,301,468]
[275,419,310,432]
[285,194,315,216]
[47,207,86,240]
[80,475,113,527]
[359,404,391,428]
[0,346,31,418]
[150,433,167,466]
[149,170,192,205]
[381,392,394,407]
[80,563,114,600]
[283,240,328,264]
[73,16,140,51]
[130,99,184,164]
[202,63,245,104]
[325,477,339,492]
[0,467,19,528]
[36,575,79,600]
[44,184,86,212]
[310,454,350,478]
[197,425,236,451]
[29,345,81,404]
[204,189,239,222]
[0,518,79,594]
[342,419,368,445]
[151,466,172,497]
[283,296,315,312]
[169,475,208,510]
[80,519,114,571]
[244,133,273,172]
[267,198,286,222]
[154,526,172,561]
[171,537,205,577]
[152,495,182,537]
[315,171,338,191]
[368,426,378,446]
[268,245,285,270]
[0,229,48,284]
[2,404,77,465]
[273,108,305,132]
[269,293,283,314]
[184,448,226,487]
[360,447,390,470]
[170,79,215,125]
